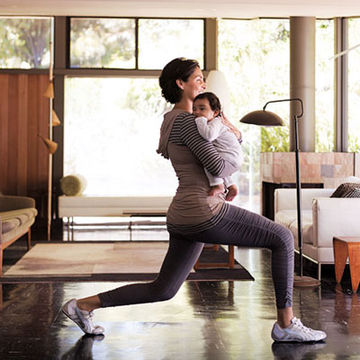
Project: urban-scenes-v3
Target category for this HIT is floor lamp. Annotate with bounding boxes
[240,98,320,287]
[41,40,60,241]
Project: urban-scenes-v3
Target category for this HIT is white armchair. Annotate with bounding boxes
[274,188,360,279]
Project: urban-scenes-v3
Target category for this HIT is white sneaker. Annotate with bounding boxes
[271,317,326,342]
[62,298,105,335]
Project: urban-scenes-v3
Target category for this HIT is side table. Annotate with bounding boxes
[333,236,360,292]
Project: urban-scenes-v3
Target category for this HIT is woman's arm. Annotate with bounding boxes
[179,114,237,177]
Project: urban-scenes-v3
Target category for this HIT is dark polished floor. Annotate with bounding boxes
[1,224,360,360]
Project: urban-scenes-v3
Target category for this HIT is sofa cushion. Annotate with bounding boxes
[274,210,297,228]
[289,223,313,246]
[275,210,313,247]
[330,183,360,198]
[288,210,313,247]
[1,209,37,246]
[0,208,37,224]
[1,219,19,234]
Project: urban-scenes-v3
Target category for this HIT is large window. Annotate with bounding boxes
[64,77,176,196]
[63,17,340,206]
[218,18,335,211]
[65,18,205,197]
[218,19,290,211]
[0,17,52,68]
[138,19,204,69]
[316,19,334,152]
[348,18,360,152]
[70,18,136,68]
[70,18,204,70]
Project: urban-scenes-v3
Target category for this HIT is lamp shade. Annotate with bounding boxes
[205,70,231,113]
[43,81,54,98]
[39,135,58,154]
[52,110,61,126]
[240,110,284,126]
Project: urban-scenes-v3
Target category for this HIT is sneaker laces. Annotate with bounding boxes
[75,307,94,326]
[82,309,95,323]
[292,318,314,333]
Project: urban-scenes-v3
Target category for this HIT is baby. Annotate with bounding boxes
[193,92,243,201]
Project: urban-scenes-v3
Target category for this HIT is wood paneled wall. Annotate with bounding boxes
[0,74,50,199]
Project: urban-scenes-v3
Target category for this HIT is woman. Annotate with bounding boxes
[62,58,326,343]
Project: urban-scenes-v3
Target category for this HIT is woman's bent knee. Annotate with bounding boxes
[281,228,294,252]
[273,226,294,253]
[156,287,178,302]
[151,282,179,302]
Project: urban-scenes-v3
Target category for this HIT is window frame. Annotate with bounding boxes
[68,16,206,71]
[0,15,53,72]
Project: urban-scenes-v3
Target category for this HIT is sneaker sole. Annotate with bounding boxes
[62,307,88,334]
[272,337,327,343]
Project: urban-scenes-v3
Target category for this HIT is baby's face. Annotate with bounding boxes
[193,98,218,120]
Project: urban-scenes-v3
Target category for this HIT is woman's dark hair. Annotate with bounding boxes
[159,57,200,104]
[193,92,221,113]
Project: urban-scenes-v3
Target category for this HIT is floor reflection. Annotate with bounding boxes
[61,334,105,360]
[1,248,360,359]
[272,342,327,360]
[335,283,360,335]
[186,281,237,360]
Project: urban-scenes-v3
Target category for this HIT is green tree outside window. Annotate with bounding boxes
[0,17,51,68]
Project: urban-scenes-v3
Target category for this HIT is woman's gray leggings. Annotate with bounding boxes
[98,205,294,309]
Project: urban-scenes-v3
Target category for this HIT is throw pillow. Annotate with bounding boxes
[60,175,87,196]
[341,187,360,198]
[330,183,360,198]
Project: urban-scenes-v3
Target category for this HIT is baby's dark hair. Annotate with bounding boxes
[159,57,200,104]
[194,92,221,113]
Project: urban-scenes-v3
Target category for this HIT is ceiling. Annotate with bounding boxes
[1,0,360,18]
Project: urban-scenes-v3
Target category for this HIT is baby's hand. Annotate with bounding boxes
[225,184,238,201]
[221,113,242,140]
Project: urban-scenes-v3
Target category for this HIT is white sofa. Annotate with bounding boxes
[274,188,360,279]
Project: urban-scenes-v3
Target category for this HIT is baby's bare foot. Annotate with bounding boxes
[225,185,238,201]
[209,184,225,196]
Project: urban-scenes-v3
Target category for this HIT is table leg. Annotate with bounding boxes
[333,239,348,284]
[71,217,74,241]
[348,244,360,293]
[228,245,235,268]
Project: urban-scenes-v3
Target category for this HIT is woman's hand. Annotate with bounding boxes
[221,113,242,140]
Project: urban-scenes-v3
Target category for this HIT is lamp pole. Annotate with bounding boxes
[263,99,319,285]
[263,99,303,274]
[240,98,320,286]
[293,102,303,278]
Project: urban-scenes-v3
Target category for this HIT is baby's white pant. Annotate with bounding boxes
[204,151,243,188]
